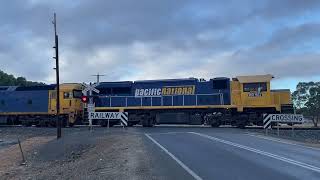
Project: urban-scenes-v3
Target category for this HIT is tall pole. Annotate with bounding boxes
[53,13,61,139]
[91,73,105,84]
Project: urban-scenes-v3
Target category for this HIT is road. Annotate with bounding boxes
[140,127,320,180]
[1,126,319,180]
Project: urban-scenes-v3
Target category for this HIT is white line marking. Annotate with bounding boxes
[147,132,189,135]
[246,133,320,151]
[145,133,203,180]
[190,132,320,173]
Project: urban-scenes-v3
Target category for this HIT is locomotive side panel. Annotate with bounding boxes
[95,78,231,108]
[0,90,50,113]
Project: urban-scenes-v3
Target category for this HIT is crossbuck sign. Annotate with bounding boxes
[263,114,304,129]
[82,83,100,96]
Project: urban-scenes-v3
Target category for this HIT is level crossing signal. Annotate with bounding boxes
[81,96,88,103]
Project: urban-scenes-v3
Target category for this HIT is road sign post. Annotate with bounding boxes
[277,121,279,136]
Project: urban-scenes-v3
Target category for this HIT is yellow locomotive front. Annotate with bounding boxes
[231,74,293,112]
[231,74,293,126]
[48,83,84,126]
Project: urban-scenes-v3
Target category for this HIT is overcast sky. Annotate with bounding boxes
[1,0,320,90]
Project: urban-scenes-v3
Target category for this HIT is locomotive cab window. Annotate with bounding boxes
[73,90,82,98]
[243,83,267,92]
[63,92,72,99]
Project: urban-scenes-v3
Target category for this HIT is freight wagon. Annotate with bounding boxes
[90,74,293,128]
[0,83,84,126]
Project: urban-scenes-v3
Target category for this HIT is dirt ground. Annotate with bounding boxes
[0,127,156,180]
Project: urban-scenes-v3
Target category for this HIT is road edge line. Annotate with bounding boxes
[145,133,203,180]
[189,132,320,173]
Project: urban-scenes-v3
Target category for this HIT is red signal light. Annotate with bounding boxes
[81,96,88,103]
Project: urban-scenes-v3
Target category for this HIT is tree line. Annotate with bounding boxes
[292,81,320,127]
[0,70,45,86]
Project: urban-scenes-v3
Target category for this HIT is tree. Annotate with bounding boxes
[0,70,45,86]
[304,86,320,127]
[292,82,320,127]
[16,77,27,86]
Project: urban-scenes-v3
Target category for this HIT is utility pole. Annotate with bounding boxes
[91,73,105,84]
[52,13,61,139]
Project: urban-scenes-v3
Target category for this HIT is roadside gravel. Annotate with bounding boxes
[0,127,157,180]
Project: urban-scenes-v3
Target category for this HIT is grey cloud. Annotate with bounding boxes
[256,23,320,53]
[0,0,320,84]
[249,0,320,19]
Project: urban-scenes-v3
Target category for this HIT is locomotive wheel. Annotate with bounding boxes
[206,115,220,127]
[68,122,74,127]
[142,117,153,127]
[236,114,248,129]
[211,122,220,128]
[127,122,134,127]
[23,121,32,127]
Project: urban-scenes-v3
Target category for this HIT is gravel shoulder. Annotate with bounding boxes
[0,127,158,180]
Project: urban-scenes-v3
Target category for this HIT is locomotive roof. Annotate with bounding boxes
[235,74,274,83]
[0,85,55,91]
[97,81,133,88]
[134,78,198,83]
[15,85,56,91]
[98,77,230,85]
[0,86,17,91]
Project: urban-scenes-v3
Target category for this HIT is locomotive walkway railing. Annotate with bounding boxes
[97,93,224,107]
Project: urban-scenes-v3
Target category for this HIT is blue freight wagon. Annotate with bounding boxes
[93,77,232,126]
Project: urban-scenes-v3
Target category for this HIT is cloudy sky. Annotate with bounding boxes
[1,0,320,90]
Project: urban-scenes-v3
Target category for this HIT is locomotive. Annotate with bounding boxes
[0,74,293,128]
[0,83,84,126]
[90,74,293,128]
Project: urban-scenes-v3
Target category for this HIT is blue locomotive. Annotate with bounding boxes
[0,84,84,126]
[92,75,293,127]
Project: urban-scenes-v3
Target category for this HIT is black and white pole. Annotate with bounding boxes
[52,13,61,139]
[263,114,272,135]
[120,112,128,129]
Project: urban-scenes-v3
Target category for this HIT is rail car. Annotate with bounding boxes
[0,83,84,126]
[90,74,293,128]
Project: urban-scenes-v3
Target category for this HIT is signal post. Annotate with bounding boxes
[82,83,100,130]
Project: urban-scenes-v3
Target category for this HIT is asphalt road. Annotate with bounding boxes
[1,126,319,179]
[139,127,320,180]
